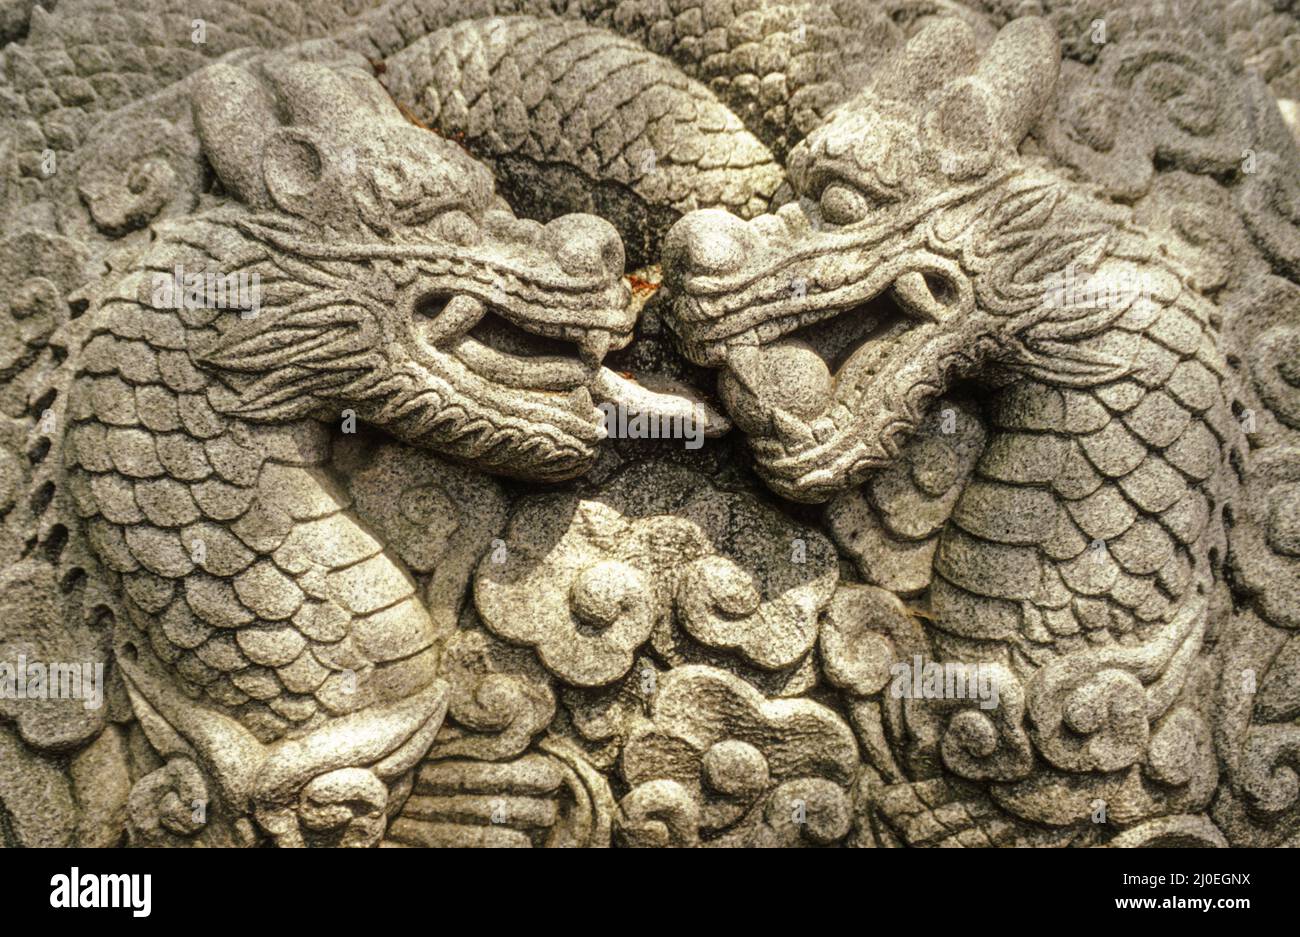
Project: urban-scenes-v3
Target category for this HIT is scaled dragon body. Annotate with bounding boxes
[65,47,639,846]
[662,16,1292,844]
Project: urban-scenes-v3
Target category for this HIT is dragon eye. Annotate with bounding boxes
[819,182,873,226]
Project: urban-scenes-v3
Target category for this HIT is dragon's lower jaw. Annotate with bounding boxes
[402,294,617,476]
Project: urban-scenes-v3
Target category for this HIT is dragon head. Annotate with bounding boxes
[186,50,636,482]
[662,18,1114,502]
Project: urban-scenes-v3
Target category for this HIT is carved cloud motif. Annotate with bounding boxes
[473,462,838,687]
[617,665,859,847]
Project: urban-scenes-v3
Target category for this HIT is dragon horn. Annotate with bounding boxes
[924,17,1061,159]
[871,17,979,102]
[192,63,279,209]
[969,16,1061,146]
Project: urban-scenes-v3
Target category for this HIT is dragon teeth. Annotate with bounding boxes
[568,386,593,411]
[423,294,485,346]
[577,329,611,367]
[771,407,817,453]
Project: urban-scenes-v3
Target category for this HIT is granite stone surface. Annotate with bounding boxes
[0,0,1297,848]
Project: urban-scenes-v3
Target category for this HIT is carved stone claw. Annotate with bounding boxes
[118,652,449,846]
[257,767,392,848]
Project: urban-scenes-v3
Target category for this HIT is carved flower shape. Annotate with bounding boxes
[608,462,837,674]
[616,666,859,846]
[1134,171,1251,294]
[431,624,556,762]
[335,437,507,633]
[670,497,836,671]
[1037,32,1255,199]
[474,496,662,687]
[1033,60,1155,200]
[127,758,209,846]
[474,462,838,687]
[1231,443,1300,630]
[817,583,904,698]
[0,275,61,373]
[1236,85,1300,280]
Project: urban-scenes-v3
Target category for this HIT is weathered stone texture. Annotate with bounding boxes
[0,0,1297,848]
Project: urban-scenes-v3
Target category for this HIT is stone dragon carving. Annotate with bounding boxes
[664,14,1243,844]
[0,0,1297,849]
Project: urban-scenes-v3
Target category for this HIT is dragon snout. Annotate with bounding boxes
[663,209,761,282]
[542,214,625,279]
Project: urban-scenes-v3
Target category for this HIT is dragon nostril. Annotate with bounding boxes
[893,268,966,323]
[544,214,625,278]
[664,209,753,278]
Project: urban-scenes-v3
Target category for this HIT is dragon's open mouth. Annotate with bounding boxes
[412,293,606,411]
[713,266,968,501]
[412,292,729,444]
[454,307,601,396]
[743,293,924,454]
